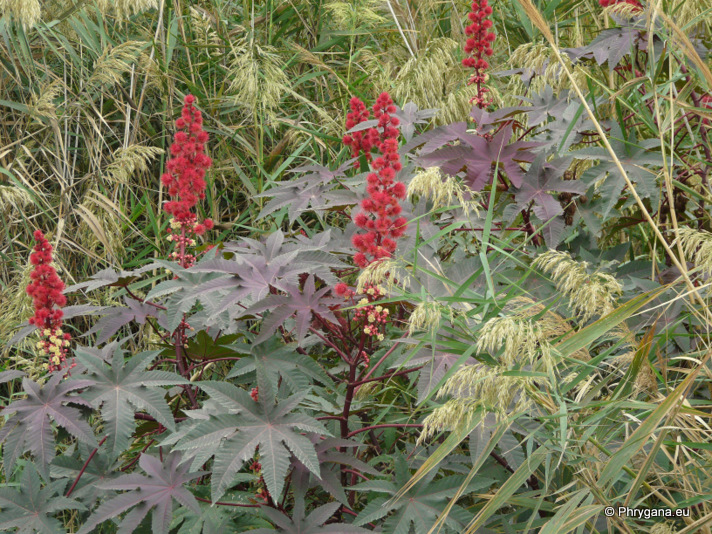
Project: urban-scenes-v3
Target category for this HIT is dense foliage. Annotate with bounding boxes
[3,0,712,533]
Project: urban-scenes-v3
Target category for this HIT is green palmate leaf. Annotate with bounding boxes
[250,501,370,533]
[393,412,493,501]
[352,453,472,533]
[227,338,330,394]
[0,463,85,534]
[85,296,157,344]
[177,383,329,503]
[255,160,357,223]
[50,441,118,503]
[570,123,666,218]
[290,436,380,504]
[77,451,205,534]
[0,373,97,479]
[75,347,187,460]
[170,499,257,534]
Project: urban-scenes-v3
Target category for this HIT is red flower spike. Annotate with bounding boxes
[162,95,214,268]
[599,0,642,9]
[463,0,496,109]
[26,231,76,375]
[345,92,408,268]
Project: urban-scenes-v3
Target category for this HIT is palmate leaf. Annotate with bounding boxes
[0,462,86,534]
[175,383,329,503]
[191,231,345,313]
[290,437,380,505]
[226,338,331,394]
[64,263,162,293]
[75,347,187,460]
[251,501,370,533]
[570,123,665,218]
[77,451,205,534]
[256,181,337,223]
[530,100,589,154]
[513,155,586,221]
[409,350,478,405]
[85,296,156,344]
[396,102,438,141]
[51,441,119,504]
[407,123,539,190]
[565,27,645,71]
[352,453,472,534]
[170,501,245,534]
[256,160,356,223]
[8,305,107,346]
[245,275,339,345]
[518,87,571,127]
[0,373,96,479]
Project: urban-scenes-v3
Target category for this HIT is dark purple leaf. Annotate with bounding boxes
[0,462,85,533]
[77,451,204,534]
[0,373,97,479]
[246,275,338,345]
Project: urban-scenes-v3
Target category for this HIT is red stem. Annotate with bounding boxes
[65,436,108,497]
[351,365,423,388]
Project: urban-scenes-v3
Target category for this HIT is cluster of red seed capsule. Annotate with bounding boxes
[343,97,379,166]
[161,95,214,268]
[598,0,642,10]
[346,93,408,268]
[463,0,496,109]
[26,231,76,374]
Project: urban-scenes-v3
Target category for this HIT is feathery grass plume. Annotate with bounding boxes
[407,167,481,218]
[408,301,443,336]
[602,2,643,17]
[0,0,41,29]
[0,260,34,358]
[0,185,32,216]
[475,314,556,372]
[533,250,623,323]
[505,296,590,361]
[354,381,379,401]
[77,193,125,262]
[138,52,164,93]
[634,360,658,395]
[676,227,712,276]
[227,38,290,117]
[650,523,677,534]
[104,145,164,184]
[88,41,147,88]
[95,0,158,19]
[391,38,462,109]
[435,84,500,124]
[355,258,409,294]
[670,0,712,32]
[418,364,535,442]
[324,0,384,31]
[189,7,225,58]
[505,43,587,100]
[28,80,63,120]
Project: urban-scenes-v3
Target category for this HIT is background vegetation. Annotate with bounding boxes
[2,0,712,532]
